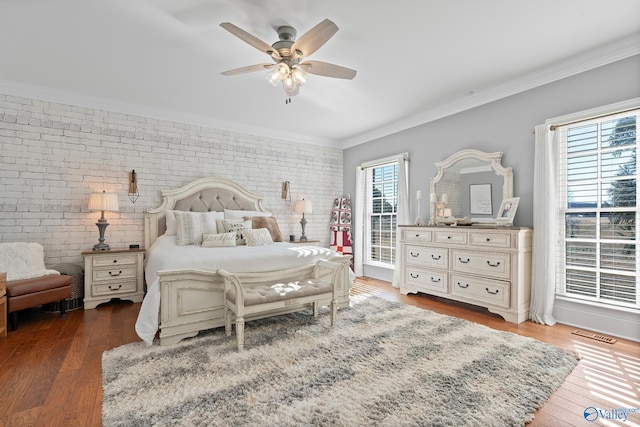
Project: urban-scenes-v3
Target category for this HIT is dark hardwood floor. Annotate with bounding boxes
[0,277,638,426]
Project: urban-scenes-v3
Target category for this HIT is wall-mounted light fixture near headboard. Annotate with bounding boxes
[128,169,139,203]
[281,181,291,206]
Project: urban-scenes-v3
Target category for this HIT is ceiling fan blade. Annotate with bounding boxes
[220,22,281,60]
[299,61,357,79]
[221,64,274,76]
[292,19,338,58]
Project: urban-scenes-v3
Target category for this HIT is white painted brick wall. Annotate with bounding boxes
[0,94,344,267]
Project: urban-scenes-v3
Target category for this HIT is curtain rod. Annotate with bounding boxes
[549,106,638,131]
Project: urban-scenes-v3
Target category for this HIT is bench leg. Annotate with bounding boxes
[312,301,319,317]
[10,312,18,331]
[236,316,245,351]
[330,299,337,326]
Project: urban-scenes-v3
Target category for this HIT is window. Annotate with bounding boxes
[365,162,398,266]
[557,110,639,309]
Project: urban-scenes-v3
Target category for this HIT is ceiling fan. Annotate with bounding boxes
[220,19,357,104]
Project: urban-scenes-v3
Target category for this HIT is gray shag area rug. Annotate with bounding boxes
[102,295,579,427]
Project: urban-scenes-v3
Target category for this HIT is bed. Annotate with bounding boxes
[135,177,353,346]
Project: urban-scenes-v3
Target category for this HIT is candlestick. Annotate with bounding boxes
[441,193,448,204]
[430,192,437,203]
[416,190,422,200]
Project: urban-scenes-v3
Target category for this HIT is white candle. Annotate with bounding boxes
[430,193,437,203]
[444,208,452,217]
[416,190,422,200]
[441,193,448,204]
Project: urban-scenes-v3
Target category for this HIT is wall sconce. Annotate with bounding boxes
[128,169,139,203]
[281,181,291,206]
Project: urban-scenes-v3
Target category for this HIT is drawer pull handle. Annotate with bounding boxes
[486,288,499,295]
[486,261,501,267]
[447,236,452,239]
[109,271,122,277]
[431,254,441,260]
[431,277,441,283]
[410,252,420,257]
[108,284,122,291]
[486,238,491,242]
[415,234,420,237]
[458,257,470,264]
[113,260,118,263]
[410,273,419,279]
[457,282,469,289]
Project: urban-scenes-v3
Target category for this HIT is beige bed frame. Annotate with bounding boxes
[143,176,352,346]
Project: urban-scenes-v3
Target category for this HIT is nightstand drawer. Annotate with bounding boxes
[92,254,137,267]
[93,266,137,282]
[92,280,137,297]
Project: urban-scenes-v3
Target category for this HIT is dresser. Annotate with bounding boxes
[399,225,532,323]
[82,248,145,309]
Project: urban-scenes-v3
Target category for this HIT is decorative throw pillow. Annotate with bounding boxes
[244,228,274,246]
[174,211,223,246]
[202,232,237,248]
[165,210,177,235]
[224,209,272,219]
[216,219,252,245]
[246,216,284,242]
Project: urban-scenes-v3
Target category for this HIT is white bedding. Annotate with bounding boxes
[135,235,348,345]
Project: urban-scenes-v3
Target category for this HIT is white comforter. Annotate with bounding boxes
[135,235,347,345]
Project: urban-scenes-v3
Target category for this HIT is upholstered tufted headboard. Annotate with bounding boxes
[144,177,267,249]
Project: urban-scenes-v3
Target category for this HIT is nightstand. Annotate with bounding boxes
[82,248,145,309]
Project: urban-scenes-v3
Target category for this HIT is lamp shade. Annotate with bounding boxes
[294,199,312,214]
[88,191,119,212]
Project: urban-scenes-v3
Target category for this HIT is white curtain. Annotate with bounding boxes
[392,155,410,287]
[353,166,366,277]
[529,124,559,325]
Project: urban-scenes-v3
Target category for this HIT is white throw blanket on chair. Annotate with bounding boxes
[0,242,60,281]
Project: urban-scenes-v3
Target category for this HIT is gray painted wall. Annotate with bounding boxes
[345,55,640,232]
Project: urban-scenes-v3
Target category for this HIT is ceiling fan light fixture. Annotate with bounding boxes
[292,67,307,86]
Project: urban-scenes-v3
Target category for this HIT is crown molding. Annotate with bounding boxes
[341,33,640,149]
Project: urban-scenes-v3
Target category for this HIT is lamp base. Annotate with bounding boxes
[299,215,308,241]
[415,216,424,226]
[93,219,112,251]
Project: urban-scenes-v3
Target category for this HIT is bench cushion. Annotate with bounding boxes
[226,279,333,306]
[7,275,72,297]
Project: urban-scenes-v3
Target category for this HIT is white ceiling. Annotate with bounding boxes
[1,0,639,148]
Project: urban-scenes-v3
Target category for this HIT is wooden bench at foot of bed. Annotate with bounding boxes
[219,260,342,351]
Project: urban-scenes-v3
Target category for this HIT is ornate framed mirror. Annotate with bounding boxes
[429,149,513,225]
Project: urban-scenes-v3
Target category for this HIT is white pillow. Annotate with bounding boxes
[175,211,224,246]
[244,228,274,246]
[165,210,177,235]
[202,232,237,248]
[216,219,252,245]
[224,209,272,219]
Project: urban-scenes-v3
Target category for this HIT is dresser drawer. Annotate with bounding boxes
[451,250,511,279]
[402,229,432,243]
[451,274,510,308]
[92,280,137,297]
[433,231,467,245]
[93,266,137,282]
[469,232,511,248]
[404,245,447,268]
[405,266,448,293]
[92,254,137,267]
